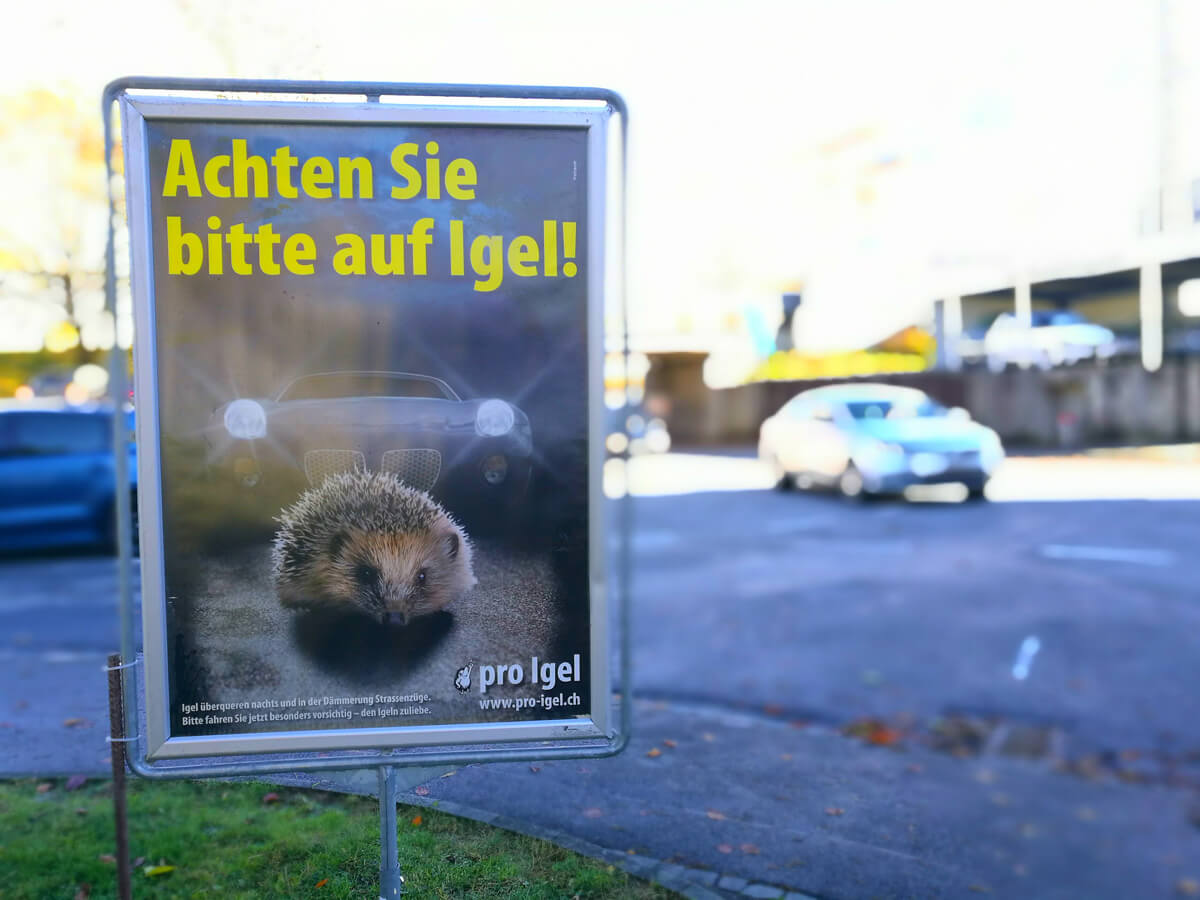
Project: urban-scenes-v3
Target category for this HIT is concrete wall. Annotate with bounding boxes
[647,352,1200,448]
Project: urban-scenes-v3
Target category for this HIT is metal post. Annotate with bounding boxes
[378,767,403,898]
[106,654,133,900]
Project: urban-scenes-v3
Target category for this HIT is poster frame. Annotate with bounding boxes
[105,78,629,773]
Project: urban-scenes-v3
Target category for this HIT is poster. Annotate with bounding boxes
[121,97,613,759]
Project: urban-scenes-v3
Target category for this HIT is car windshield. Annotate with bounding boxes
[279,373,456,401]
[1033,310,1086,326]
[844,398,946,420]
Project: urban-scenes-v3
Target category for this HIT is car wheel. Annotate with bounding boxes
[838,463,866,500]
[103,491,140,556]
[130,490,140,556]
[966,483,988,502]
[766,454,794,491]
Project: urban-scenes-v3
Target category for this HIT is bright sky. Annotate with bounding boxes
[1,0,1172,352]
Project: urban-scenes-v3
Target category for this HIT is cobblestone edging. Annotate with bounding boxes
[402,791,823,900]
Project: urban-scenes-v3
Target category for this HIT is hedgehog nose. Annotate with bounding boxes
[383,611,408,627]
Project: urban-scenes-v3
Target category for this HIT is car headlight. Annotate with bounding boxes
[980,431,1005,473]
[223,399,267,440]
[475,399,515,437]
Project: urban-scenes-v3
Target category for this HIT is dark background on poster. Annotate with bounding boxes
[142,117,593,736]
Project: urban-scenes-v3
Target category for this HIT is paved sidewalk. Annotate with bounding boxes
[5,660,1200,898]
[391,700,1200,900]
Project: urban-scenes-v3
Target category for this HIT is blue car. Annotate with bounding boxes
[0,405,137,552]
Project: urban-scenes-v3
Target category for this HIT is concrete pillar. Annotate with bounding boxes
[933,296,963,371]
[1015,280,1033,368]
[1140,261,1164,372]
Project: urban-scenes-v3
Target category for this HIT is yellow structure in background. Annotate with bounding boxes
[749,325,934,382]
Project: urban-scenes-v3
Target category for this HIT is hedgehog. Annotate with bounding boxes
[272,470,476,625]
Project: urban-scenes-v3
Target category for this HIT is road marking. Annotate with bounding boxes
[0,648,110,663]
[1011,635,1041,681]
[1039,544,1174,566]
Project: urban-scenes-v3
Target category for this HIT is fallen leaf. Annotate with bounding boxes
[764,704,783,716]
[866,726,902,747]
[439,770,457,778]
[98,854,116,865]
[701,732,716,742]
[36,782,52,794]
[74,884,91,900]
[716,844,733,854]
[662,739,677,748]
[740,843,760,855]
[1076,807,1097,822]
[143,865,175,877]
[411,815,423,826]
[789,720,808,729]
[705,810,727,821]
[1177,878,1200,896]
[66,775,87,791]
[315,878,329,888]
[414,786,430,796]
[646,748,662,758]
[974,768,996,784]
[780,753,793,761]
[262,792,280,804]
[825,807,844,817]
[906,763,923,773]
[583,808,604,818]
[63,718,88,728]
[529,766,541,773]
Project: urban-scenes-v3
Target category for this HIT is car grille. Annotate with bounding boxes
[304,449,366,486]
[302,448,442,492]
[381,449,442,492]
[944,449,981,468]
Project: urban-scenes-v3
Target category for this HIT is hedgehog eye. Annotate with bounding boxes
[354,563,380,587]
[415,568,428,588]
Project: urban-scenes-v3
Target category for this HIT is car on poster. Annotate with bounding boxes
[118,89,621,762]
[204,370,534,519]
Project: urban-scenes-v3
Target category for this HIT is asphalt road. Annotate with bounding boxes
[3,452,1200,897]
[626,476,1200,761]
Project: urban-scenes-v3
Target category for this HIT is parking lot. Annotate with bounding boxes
[3,450,1200,896]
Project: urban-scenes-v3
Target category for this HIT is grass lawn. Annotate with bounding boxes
[0,777,677,899]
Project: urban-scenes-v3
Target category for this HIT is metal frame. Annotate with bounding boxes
[103,77,629,780]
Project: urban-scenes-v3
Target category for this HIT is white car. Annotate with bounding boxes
[984,311,1116,371]
[758,384,1004,500]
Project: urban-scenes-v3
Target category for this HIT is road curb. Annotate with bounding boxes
[401,789,822,899]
